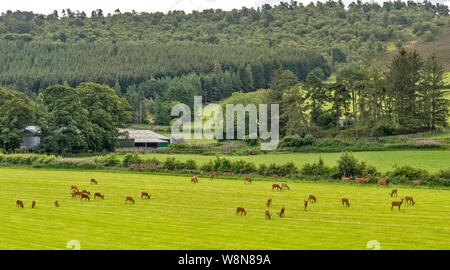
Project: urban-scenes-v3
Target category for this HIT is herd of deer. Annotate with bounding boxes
[15,172,418,215]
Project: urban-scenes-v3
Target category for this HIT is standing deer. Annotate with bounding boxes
[236,207,246,215]
[391,198,404,210]
[272,184,282,191]
[413,180,423,186]
[31,200,37,208]
[265,209,271,219]
[16,200,24,208]
[80,194,90,201]
[355,176,370,184]
[405,196,415,206]
[81,190,90,195]
[125,196,135,204]
[389,189,398,197]
[304,200,308,211]
[209,174,215,180]
[273,174,280,180]
[214,171,221,176]
[244,177,252,184]
[90,178,98,185]
[72,190,81,198]
[281,183,290,190]
[164,168,169,173]
[141,192,151,199]
[378,176,389,186]
[341,175,352,182]
[70,185,79,191]
[224,172,232,176]
[307,194,317,203]
[94,193,104,200]
[278,207,285,217]
[54,200,59,207]
[266,198,272,207]
[191,176,198,183]
[341,198,350,207]
[200,171,204,176]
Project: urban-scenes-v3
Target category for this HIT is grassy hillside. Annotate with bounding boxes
[1,168,448,249]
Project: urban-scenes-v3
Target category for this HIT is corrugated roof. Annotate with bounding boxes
[118,129,169,143]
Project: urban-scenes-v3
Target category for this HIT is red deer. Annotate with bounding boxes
[304,200,308,211]
[378,176,389,187]
[224,172,232,176]
[133,168,141,171]
[281,183,290,190]
[405,196,415,206]
[16,200,24,208]
[273,174,280,180]
[72,190,81,198]
[266,198,272,207]
[355,176,370,184]
[341,175,352,182]
[214,171,221,176]
[236,207,246,215]
[81,190,90,195]
[272,184,282,191]
[189,170,195,174]
[278,207,285,217]
[94,193,104,200]
[91,178,98,185]
[413,180,423,186]
[265,209,271,219]
[125,196,135,204]
[191,176,198,183]
[307,194,317,203]
[70,185,79,191]
[80,194,90,201]
[141,192,151,199]
[244,177,252,184]
[55,200,59,207]
[31,200,37,208]
[200,171,204,175]
[391,198,404,210]
[389,189,398,197]
[209,174,215,180]
[341,198,350,207]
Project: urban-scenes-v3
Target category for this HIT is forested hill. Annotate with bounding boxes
[0,1,448,122]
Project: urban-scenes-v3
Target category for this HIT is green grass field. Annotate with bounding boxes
[138,150,450,173]
[1,167,449,250]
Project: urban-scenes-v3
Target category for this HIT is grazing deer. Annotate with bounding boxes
[214,171,221,176]
[273,174,280,180]
[265,209,271,219]
[209,174,215,180]
[81,190,90,195]
[389,189,398,197]
[341,175,352,182]
[405,196,415,206]
[224,172,232,176]
[281,183,290,190]
[94,193,104,200]
[307,194,317,203]
[141,192,151,199]
[90,178,98,185]
[278,207,285,217]
[236,207,246,215]
[391,198,404,210]
[378,176,389,187]
[70,185,79,191]
[266,198,272,207]
[54,200,59,207]
[341,198,350,207]
[125,196,135,204]
[164,168,169,173]
[304,199,308,211]
[80,194,90,201]
[413,180,423,186]
[31,200,37,208]
[244,177,252,184]
[72,190,82,198]
[272,184,282,191]
[189,170,195,174]
[355,175,370,184]
[191,176,198,183]
[200,171,204,175]
[16,200,24,208]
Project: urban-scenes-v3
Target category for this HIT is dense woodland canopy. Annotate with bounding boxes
[0,1,449,153]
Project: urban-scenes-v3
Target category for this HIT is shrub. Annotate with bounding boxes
[258,164,268,175]
[336,152,360,177]
[163,157,185,170]
[279,162,298,176]
[97,154,121,167]
[230,160,257,174]
[280,134,315,147]
[200,160,214,172]
[122,153,142,168]
[184,159,197,170]
[301,158,330,177]
[389,165,430,182]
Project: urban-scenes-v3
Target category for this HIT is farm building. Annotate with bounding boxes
[118,129,170,148]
